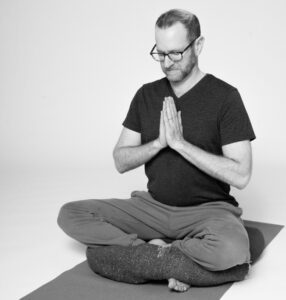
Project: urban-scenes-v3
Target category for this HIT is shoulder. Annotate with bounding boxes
[141,77,168,94]
[203,74,244,112]
[131,77,167,107]
[206,74,238,96]
[132,77,168,105]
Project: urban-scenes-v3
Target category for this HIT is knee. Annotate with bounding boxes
[209,236,250,271]
[57,200,85,231]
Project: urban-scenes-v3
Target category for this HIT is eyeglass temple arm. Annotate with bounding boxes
[150,44,157,55]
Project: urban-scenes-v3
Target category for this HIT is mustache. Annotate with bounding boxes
[164,67,179,71]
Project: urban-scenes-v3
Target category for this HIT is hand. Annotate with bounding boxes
[163,97,184,149]
[157,109,168,148]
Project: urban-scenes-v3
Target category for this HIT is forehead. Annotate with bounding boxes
[155,22,189,51]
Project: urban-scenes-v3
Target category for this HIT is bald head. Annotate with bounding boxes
[155,9,201,42]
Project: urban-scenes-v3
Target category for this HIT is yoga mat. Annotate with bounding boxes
[21,220,283,300]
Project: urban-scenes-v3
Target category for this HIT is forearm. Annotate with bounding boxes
[113,139,163,173]
[173,140,250,189]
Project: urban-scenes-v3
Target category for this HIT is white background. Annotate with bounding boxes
[0,0,285,299]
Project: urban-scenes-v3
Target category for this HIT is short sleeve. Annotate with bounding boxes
[219,89,256,146]
[122,87,143,133]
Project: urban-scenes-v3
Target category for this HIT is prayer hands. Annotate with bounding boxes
[157,96,184,149]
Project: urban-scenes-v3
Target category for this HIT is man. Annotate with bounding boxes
[58,9,255,292]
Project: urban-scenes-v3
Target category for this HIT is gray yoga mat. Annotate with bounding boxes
[21,220,283,300]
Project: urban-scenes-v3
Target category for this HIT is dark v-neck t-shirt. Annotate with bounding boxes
[123,74,256,207]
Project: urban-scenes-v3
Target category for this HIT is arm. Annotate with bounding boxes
[113,122,166,173]
[163,97,253,189]
[173,140,252,189]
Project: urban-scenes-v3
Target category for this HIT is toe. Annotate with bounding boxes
[176,282,185,292]
[168,278,190,292]
[175,280,190,292]
[168,278,176,289]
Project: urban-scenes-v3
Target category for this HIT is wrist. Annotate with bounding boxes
[171,138,186,151]
[153,138,165,150]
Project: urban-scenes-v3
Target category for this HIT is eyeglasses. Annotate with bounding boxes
[150,37,197,62]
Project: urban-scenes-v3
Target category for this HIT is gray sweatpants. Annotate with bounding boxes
[57,190,250,271]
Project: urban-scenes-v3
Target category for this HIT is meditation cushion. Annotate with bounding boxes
[86,224,265,286]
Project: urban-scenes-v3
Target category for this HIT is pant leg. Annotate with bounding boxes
[172,202,251,271]
[57,191,167,247]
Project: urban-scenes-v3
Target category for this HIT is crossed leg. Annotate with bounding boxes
[57,194,191,291]
[57,192,170,247]
[58,191,250,292]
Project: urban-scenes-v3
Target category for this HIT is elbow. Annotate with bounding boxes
[115,163,126,174]
[235,181,248,190]
[113,150,126,174]
[235,173,251,190]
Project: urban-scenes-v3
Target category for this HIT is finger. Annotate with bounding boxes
[166,99,181,132]
[166,98,175,121]
[163,100,168,120]
[168,97,178,119]
[160,110,165,130]
[164,99,171,121]
[178,111,182,124]
[178,111,183,133]
[164,97,170,111]
[162,101,167,120]
[163,103,171,128]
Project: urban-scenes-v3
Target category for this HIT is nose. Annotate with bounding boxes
[163,55,174,68]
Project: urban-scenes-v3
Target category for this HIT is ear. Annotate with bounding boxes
[195,36,205,56]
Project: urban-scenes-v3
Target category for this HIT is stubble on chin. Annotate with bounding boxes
[164,69,185,83]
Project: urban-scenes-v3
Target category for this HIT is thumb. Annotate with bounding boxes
[178,111,183,133]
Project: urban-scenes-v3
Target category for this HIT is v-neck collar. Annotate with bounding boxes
[166,73,210,100]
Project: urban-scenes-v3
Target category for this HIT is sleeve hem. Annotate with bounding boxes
[221,135,256,146]
[122,122,141,133]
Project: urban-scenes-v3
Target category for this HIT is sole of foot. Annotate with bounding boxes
[148,239,168,246]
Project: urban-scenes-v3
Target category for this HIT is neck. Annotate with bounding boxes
[170,65,205,98]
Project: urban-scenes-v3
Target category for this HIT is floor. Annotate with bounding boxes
[1,163,285,300]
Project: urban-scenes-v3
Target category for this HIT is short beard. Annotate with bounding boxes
[165,69,189,83]
[163,60,196,84]
[164,66,193,83]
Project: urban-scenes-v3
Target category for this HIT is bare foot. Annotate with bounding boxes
[168,278,190,292]
[149,240,190,292]
[148,239,168,246]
